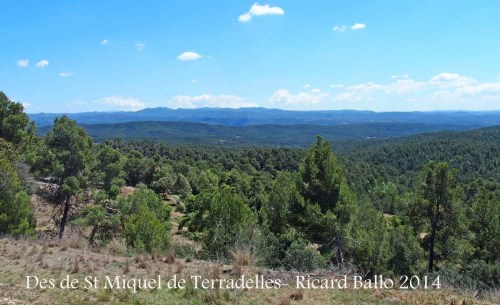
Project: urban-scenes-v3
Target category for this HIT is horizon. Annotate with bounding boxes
[26,106,500,115]
[2,1,500,112]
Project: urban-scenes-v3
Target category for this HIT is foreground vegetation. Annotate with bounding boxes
[1,91,499,304]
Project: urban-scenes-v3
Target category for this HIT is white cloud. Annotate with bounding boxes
[136,42,146,50]
[333,25,346,32]
[58,71,73,77]
[351,23,366,30]
[17,59,29,67]
[22,102,32,110]
[101,39,109,45]
[172,94,258,108]
[303,84,311,89]
[391,74,410,79]
[327,73,500,109]
[334,82,385,102]
[270,89,328,105]
[239,13,252,22]
[35,60,49,68]
[386,79,426,95]
[239,3,284,22]
[177,51,202,61]
[330,84,344,88]
[99,96,145,109]
[428,72,476,88]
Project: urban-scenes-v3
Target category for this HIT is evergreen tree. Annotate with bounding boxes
[44,116,92,238]
[299,136,354,266]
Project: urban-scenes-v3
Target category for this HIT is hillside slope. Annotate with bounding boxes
[38,121,479,148]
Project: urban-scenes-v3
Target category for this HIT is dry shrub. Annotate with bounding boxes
[211,264,222,281]
[72,258,80,274]
[124,260,130,274]
[164,252,176,264]
[276,297,291,305]
[232,249,253,277]
[36,251,44,263]
[67,237,82,249]
[134,255,143,264]
[175,261,184,274]
[138,261,148,269]
[289,290,304,301]
[107,239,127,255]
[41,243,48,254]
[232,249,253,266]
[47,240,58,248]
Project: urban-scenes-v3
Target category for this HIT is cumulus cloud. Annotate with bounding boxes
[334,82,385,102]
[386,79,426,95]
[17,59,29,67]
[22,103,32,110]
[99,96,145,109]
[177,51,202,61]
[172,94,258,108]
[351,23,366,30]
[270,89,329,105]
[239,3,284,22]
[428,73,476,88]
[333,25,347,32]
[333,23,366,32]
[35,60,49,68]
[330,84,344,88]
[58,71,73,77]
[101,39,109,45]
[136,42,146,50]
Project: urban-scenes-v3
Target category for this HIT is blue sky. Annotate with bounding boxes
[1,0,500,113]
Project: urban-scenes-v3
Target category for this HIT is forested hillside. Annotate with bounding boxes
[1,91,499,304]
[38,121,478,148]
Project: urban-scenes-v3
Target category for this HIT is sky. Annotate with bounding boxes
[1,0,500,113]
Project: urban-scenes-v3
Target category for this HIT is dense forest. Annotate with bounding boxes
[1,91,499,292]
[37,121,478,148]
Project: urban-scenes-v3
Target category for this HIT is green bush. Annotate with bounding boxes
[283,240,326,272]
[0,156,35,235]
[124,205,170,252]
[120,186,171,253]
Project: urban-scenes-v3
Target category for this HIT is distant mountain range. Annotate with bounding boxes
[29,107,500,127]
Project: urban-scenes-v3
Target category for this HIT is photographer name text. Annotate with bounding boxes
[26,274,441,293]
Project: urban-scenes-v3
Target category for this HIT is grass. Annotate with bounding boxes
[1,236,498,305]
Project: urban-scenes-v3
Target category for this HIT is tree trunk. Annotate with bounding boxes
[428,217,436,272]
[89,225,98,246]
[59,197,71,239]
[336,230,344,268]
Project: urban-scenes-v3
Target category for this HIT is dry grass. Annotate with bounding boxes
[0,191,495,304]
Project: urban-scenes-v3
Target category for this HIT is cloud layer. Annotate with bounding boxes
[270,89,328,105]
[265,73,500,110]
[172,94,258,108]
[99,96,145,109]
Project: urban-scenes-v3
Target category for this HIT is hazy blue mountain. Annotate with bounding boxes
[37,121,480,148]
[29,107,500,127]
